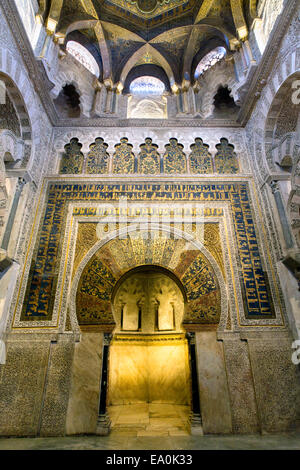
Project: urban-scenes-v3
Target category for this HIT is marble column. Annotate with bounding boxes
[1,177,26,251]
[186,332,203,435]
[270,180,294,249]
[242,39,257,68]
[96,332,112,435]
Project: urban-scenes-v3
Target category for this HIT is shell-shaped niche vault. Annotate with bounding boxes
[75,231,222,329]
[114,269,185,334]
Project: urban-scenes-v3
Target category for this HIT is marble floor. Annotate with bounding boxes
[0,433,300,450]
[107,403,191,437]
[0,404,299,450]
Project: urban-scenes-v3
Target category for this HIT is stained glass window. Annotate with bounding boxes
[194,47,226,79]
[66,41,100,76]
[129,76,165,96]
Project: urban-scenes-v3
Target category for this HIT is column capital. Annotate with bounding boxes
[270,180,280,194]
[17,177,27,191]
[186,331,195,344]
[103,332,112,346]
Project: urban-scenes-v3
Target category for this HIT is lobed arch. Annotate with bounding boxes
[52,74,91,118]
[249,46,300,187]
[65,31,103,80]
[0,69,33,168]
[191,39,229,83]
[194,60,237,119]
[119,44,175,89]
[123,64,171,94]
[264,71,300,172]
[187,27,229,83]
[60,20,112,81]
[69,224,228,334]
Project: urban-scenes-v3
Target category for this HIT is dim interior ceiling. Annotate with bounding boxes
[39,0,258,84]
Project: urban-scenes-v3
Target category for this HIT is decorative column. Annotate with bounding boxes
[96,332,112,435]
[38,29,54,60]
[1,177,26,252]
[270,180,294,250]
[186,332,203,435]
[242,39,257,68]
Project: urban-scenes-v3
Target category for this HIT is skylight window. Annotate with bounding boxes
[66,41,100,76]
[129,76,165,96]
[194,47,226,79]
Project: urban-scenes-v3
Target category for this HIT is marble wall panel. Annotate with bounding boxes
[0,338,49,436]
[246,332,300,433]
[39,337,75,437]
[222,337,259,433]
[195,331,232,434]
[108,338,190,406]
[66,332,103,435]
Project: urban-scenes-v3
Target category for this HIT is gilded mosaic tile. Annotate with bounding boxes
[86,138,109,174]
[20,182,275,322]
[59,138,84,174]
[215,138,239,174]
[138,138,160,174]
[112,138,135,174]
[163,138,187,174]
[76,234,221,325]
[189,138,213,174]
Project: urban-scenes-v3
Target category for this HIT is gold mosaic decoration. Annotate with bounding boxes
[215,138,239,174]
[138,138,160,174]
[189,138,213,174]
[59,138,84,174]
[75,225,223,326]
[112,137,135,174]
[86,138,109,174]
[20,183,276,324]
[163,138,187,174]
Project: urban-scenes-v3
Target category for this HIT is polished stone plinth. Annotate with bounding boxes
[107,403,190,436]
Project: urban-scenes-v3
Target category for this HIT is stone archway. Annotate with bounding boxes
[107,266,192,436]
[66,226,225,436]
[74,228,224,330]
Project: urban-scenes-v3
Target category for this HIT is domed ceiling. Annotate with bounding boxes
[105,0,192,19]
[39,0,257,84]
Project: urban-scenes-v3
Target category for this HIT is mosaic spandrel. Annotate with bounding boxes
[112,138,135,174]
[189,138,213,174]
[215,138,239,174]
[86,138,109,174]
[20,183,276,324]
[163,138,187,174]
[138,138,160,174]
[59,138,84,174]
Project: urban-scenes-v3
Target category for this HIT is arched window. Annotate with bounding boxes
[66,41,100,76]
[194,47,226,79]
[129,76,165,96]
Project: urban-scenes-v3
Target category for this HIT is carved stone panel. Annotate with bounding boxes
[86,138,109,174]
[112,138,135,174]
[215,138,239,174]
[138,138,160,174]
[189,138,213,174]
[163,138,187,174]
[59,138,84,174]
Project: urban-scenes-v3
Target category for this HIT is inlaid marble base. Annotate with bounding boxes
[108,403,190,436]
[96,412,111,436]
